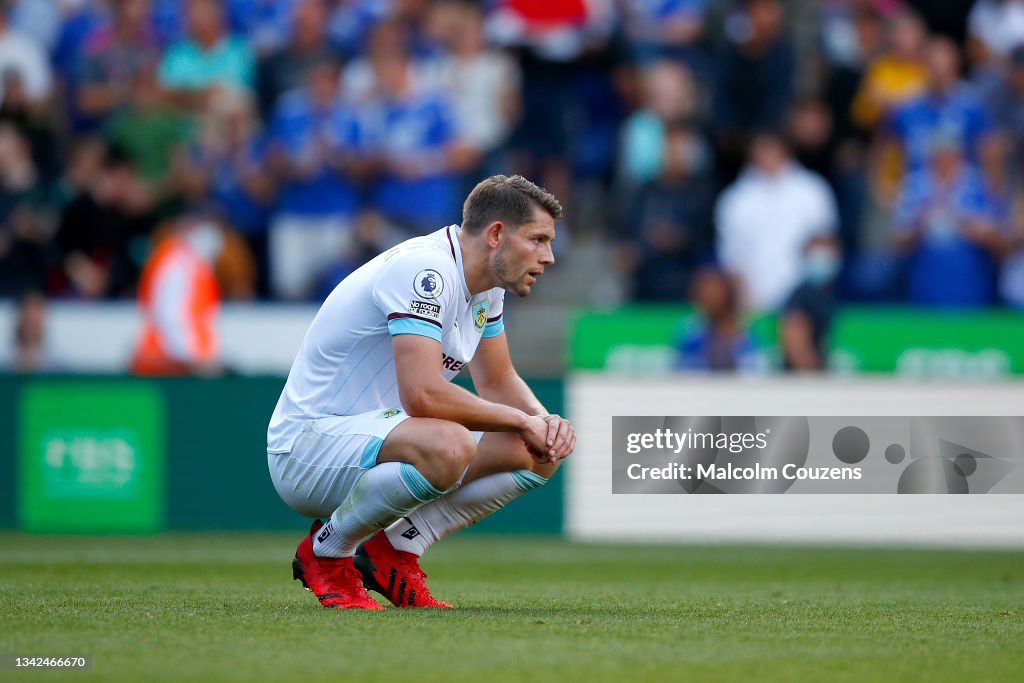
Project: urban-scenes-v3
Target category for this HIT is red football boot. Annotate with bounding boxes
[292,520,384,610]
[353,530,455,608]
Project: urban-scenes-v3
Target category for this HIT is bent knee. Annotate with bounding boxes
[425,423,475,488]
[444,423,478,463]
[398,421,475,490]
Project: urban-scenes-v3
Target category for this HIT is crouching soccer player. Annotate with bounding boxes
[267,175,576,609]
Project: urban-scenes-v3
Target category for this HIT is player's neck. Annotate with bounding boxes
[460,236,496,295]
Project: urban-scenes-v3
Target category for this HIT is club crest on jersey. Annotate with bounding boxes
[414,269,444,299]
[377,409,401,419]
[473,300,489,332]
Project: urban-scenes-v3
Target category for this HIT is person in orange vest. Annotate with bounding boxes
[131,218,224,375]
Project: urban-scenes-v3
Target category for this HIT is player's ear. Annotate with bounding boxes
[485,221,504,249]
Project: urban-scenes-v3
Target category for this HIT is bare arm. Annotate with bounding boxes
[393,333,536,434]
[960,216,1007,256]
[468,332,546,416]
[780,312,823,371]
[468,331,575,462]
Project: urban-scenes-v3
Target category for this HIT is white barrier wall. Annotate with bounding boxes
[0,299,558,375]
[567,374,1024,547]
[0,301,317,374]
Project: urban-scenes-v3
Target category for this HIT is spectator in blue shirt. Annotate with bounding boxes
[75,0,163,131]
[326,0,390,60]
[349,40,462,233]
[51,1,107,86]
[675,266,761,372]
[228,0,297,56]
[153,0,298,54]
[621,0,707,67]
[893,136,1006,307]
[889,36,993,174]
[265,56,358,300]
[158,0,255,111]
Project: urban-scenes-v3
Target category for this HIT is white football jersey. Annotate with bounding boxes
[267,225,505,454]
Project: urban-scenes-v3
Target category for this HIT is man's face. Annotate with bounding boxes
[294,0,327,42]
[492,206,556,297]
[119,0,150,30]
[748,0,783,42]
[751,136,787,176]
[891,15,925,60]
[926,39,959,91]
[308,63,338,105]
[187,0,221,42]
[692,271,731,319]
[373,55,408,97]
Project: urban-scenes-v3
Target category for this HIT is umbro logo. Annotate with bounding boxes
[317,522,333,543]
[401,526,420,540]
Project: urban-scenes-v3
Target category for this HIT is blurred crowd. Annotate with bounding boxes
[2,0,1024,372]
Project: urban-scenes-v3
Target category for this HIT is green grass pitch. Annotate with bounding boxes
[1,532,1022,682]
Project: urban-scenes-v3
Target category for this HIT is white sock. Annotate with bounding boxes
[384,470,547,556]
[313,462,445,558]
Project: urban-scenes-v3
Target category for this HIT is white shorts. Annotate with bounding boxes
[268,407,411,518]
[268,407,483,518]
